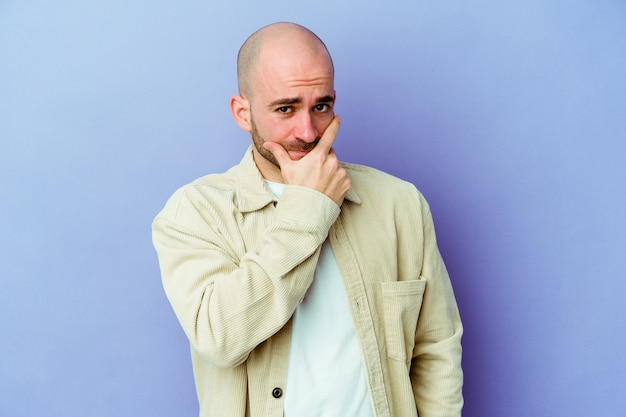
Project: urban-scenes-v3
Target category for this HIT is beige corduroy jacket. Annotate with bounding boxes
[152,148,463,417]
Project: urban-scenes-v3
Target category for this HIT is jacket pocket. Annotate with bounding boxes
[381,278,426,362]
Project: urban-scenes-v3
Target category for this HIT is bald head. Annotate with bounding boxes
[237,22,334,98]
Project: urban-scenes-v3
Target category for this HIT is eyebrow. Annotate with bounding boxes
[268,95,335,108]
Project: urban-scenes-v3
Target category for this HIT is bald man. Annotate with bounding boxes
[153,22,463,417]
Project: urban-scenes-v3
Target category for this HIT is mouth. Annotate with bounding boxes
[285,139,319,160]
[287,149,312,160]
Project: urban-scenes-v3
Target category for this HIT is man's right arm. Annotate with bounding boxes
[152,184,340,368]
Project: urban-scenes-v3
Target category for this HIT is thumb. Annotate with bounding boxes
[262,141,291,168]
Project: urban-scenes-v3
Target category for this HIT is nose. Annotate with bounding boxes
[294,112,318,143]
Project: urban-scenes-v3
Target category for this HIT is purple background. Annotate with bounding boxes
[1,1,625,416]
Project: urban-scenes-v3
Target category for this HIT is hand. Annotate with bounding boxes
[263,116,351,206]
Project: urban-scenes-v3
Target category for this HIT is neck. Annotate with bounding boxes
[252,148,284,183]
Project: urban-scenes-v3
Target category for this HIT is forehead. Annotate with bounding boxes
[255,34,334,82]
[251,38,334,97]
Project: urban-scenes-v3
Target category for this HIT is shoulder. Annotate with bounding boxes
[342,162,426,203]
[343,162,410,186]
[154,165,240,223]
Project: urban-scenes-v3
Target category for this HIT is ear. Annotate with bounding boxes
[230,94,252,132]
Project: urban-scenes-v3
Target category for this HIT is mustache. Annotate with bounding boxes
[284,137,321,152]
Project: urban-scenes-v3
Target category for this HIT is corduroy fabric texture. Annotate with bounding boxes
[152,148,463,417]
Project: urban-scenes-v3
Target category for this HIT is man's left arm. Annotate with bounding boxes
[410,204,464,417]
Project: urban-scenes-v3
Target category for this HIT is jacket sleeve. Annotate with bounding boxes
[410,199,464,416]
[152,184,340,368]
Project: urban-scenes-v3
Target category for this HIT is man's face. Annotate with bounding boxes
[246,45,336,180]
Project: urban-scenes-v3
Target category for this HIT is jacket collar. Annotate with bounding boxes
[235,146,361,213]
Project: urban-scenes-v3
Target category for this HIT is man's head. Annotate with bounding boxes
[230,22,336,182]
[236,22,334,98]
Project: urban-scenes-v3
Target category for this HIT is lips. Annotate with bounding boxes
[287,149,311,160]
[285,140,318,159]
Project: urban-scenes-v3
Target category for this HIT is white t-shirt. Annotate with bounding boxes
[265,181,374,417]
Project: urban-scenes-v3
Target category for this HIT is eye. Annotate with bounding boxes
[314,103,331,112]
[276,106,292,114]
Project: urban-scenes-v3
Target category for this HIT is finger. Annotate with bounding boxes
[312,116,341,155]
[262,141,291,168]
